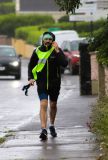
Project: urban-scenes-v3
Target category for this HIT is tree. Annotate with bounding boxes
[55,0,81,14]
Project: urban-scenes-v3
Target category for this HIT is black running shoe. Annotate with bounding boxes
[39,129,47,141]
[49,126,57,137]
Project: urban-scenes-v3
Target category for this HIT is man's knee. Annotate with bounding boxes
[50,101,57,108]
[40,99,48,111]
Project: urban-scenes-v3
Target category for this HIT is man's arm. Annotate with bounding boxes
[56,48,68,67]
[52,41,68,67]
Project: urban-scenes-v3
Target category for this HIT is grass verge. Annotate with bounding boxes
[0,137,6,144]
[91,96,108,160]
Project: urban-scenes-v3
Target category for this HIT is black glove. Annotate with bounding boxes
[22,84,31,96]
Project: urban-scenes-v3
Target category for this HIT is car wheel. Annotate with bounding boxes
[74,67,79,75]
[70,65,79,75]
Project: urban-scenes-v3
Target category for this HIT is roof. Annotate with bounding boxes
[20,0,59,11]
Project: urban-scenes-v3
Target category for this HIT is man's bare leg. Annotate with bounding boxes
[49,101,57,125]
[49,101,57,137]
[39,99,48,140]
[40,99,48,129]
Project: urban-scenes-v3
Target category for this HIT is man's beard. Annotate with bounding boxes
[44,42,52,46]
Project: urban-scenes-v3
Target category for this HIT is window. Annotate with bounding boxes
[0,47,16,56]
[70,41,79,51]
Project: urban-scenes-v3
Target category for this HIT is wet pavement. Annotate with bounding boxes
[0,127,97,160]
[0,79,99,159]
[0,60,99,160]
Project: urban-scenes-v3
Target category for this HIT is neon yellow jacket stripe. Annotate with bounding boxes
[32,46,55,80]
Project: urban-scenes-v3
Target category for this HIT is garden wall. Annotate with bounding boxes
[90,52,108,97]
[12,38,35,58]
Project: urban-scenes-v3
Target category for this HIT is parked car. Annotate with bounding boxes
[61,38,86,75]
[0,45,21,79]
[36,30,79,47]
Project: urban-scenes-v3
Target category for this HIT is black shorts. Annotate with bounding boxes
[38,91,59,101]
[37,81,60,101]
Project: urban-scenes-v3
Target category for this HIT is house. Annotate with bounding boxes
[70,0,108,22]
[15,0,65,21]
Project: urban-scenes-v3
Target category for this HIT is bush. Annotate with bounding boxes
[89,21,108,66]
[15,26,46,45]
[91,96,108,160]
[0,0,12,2]
[38,19,106,36]
[0,2,15,14]
[0,14,54,37]
[58,15,69,22]
[0,137,5,144]
[14,18,106,45]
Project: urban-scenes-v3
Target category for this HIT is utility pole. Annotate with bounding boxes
[90,12,93,39]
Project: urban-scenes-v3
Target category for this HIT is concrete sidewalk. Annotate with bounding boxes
[0,83,99,160]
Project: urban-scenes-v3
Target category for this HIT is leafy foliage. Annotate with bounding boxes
[15,26,46,45]
[91,96,108,159]
[55,0,81,14]
[0,137,5,144]
[0,0,12,2]
[15,19,106,45]
[89,21,108,66]
[0,14,54,37]
[0,2,15,14]
[38,19,105,35]
[58,15,69,22]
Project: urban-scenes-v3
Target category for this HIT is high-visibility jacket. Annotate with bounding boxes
[32,46,55,80]
[28,44,68,93]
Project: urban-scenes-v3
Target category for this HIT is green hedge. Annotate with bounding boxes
[58,15,69,22]
[0,0,12,2]
[15,26,46,45]
[38,19,105,35]
[0,2,15,14]
[15,18,106,45]
[89,21,108,66]
[0,14,54,37]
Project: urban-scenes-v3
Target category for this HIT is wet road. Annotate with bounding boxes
[0,58,39,132]
[0,58,80,133]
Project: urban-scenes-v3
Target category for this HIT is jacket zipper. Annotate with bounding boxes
[47,60,49,90]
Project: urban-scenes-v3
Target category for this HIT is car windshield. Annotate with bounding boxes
[70,41,79,51]
[0,47,16,56]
